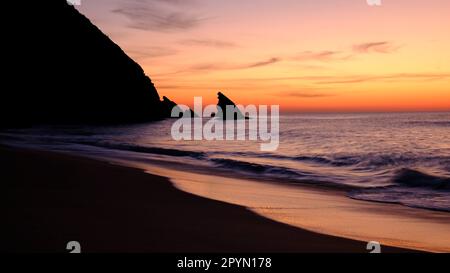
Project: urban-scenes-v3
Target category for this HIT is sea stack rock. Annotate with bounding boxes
[217,92,246,120]
[162,96,197,118]
[162,96,181,117]
[1,1,168,127]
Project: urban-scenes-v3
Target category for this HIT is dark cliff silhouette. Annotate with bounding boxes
[1,1,166,127]
[217,92,246,120]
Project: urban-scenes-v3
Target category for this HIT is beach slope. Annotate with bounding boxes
[0,146,413,253]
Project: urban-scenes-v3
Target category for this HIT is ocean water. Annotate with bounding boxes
[1,112,450,212]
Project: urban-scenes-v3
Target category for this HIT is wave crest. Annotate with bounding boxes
[392,168,450,190]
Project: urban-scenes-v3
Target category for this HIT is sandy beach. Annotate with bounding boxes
[0,146,416,253]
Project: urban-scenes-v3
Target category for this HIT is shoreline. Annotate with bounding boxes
[111,158,450,253]
[0,145,415,253]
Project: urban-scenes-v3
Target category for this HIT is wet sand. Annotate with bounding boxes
[146,166,450,252]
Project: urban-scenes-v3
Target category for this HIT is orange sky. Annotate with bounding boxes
[77,0,450,112]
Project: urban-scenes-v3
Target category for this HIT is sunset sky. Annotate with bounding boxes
[77,0,450,112]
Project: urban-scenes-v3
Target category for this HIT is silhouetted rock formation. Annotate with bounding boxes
[1,1,167,127]
[217,92,246,120]
[161,96,197,118]
[161,96,180,118]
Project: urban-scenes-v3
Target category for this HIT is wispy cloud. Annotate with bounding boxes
[293,51,351,62]
[195,57,279,70]
[315,73,450,84]
[152,0,197,5]
[353,41,399,54]
[155,84,184,89]
[227,73,450,84]
[127,46,178,60]
[112,0,206,32]
[279,91,335,98]
[182,57,281,73]
[245,57,281,68]
[292,42,399,63]
[152,57,281,76]
[180,39,238,48]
